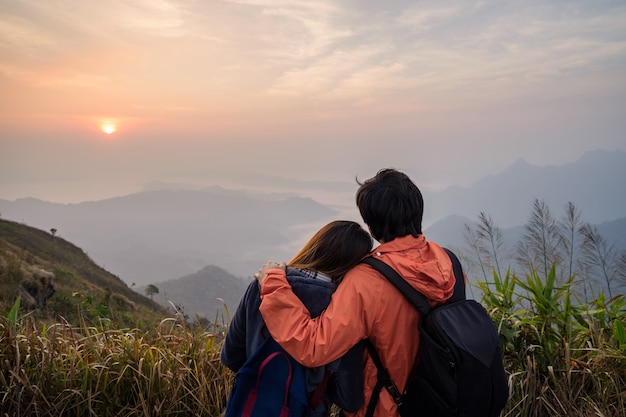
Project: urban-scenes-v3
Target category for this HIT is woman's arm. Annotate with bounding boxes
[220,280,259,371]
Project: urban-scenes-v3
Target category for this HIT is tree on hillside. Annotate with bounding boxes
[145,284,159,301]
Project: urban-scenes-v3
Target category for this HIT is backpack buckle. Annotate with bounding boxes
[382,378,403,406]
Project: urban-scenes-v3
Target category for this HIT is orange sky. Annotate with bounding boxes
[1,0,625,204]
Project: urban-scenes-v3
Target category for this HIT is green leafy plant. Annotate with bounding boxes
[466,201,626,417]
[6,295,20,329]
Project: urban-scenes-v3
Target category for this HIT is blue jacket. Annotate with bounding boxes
[221,267,364,414]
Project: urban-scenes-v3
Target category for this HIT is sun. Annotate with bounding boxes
[101,122,117,135]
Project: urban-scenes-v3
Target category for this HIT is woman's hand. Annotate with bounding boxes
[254,260,286,285]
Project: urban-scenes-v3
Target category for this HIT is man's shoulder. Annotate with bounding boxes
[347,260,384,275]
[342,261,391,294]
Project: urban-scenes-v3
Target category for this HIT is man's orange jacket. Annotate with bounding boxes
[259,234,456,417]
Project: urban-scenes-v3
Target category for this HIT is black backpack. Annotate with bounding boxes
[362,248,509,417]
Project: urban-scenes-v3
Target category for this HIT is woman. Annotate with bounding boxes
[221,220,373,416]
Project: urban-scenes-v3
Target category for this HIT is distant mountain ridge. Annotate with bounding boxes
[1,149,624,291]
[422,149,626,228]
[0,187,336,286]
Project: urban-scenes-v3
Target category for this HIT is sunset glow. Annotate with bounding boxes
[101,123,117,135]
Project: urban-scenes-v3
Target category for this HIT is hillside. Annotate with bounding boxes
[0,219,169,330]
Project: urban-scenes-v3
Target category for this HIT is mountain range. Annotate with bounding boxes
[0,187,336,285]
[420,149,626,228]
[1,149,625,318]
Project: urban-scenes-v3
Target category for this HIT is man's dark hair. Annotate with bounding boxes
[356,168,424,242]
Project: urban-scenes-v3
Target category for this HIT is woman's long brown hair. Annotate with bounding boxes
[289,220,372,283]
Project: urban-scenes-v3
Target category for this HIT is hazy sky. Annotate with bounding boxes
[1,0,625,205]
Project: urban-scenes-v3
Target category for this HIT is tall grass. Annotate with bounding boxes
[2,283,625,417]
[478,268,626,417]
[3,283,623,416]
[0,314,232,417]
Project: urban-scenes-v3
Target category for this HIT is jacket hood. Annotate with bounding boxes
[371,235,456,304]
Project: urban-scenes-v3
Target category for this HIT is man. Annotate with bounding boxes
[255,168,456,417]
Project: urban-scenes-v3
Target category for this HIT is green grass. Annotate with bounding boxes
[468,200,626,417]
[479,268,625,417]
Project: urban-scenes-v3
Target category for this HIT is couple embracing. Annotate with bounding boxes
[221,168,457,417]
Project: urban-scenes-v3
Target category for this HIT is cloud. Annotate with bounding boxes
[249,1,626,109]
[396,4,465,29]
[3,0,622,103]
[117,0,186,37]
[0,15,54,51]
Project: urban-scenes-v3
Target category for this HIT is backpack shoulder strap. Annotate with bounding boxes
[363,339,402,417]
[442,247,466,302]
[361,256,432,315]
